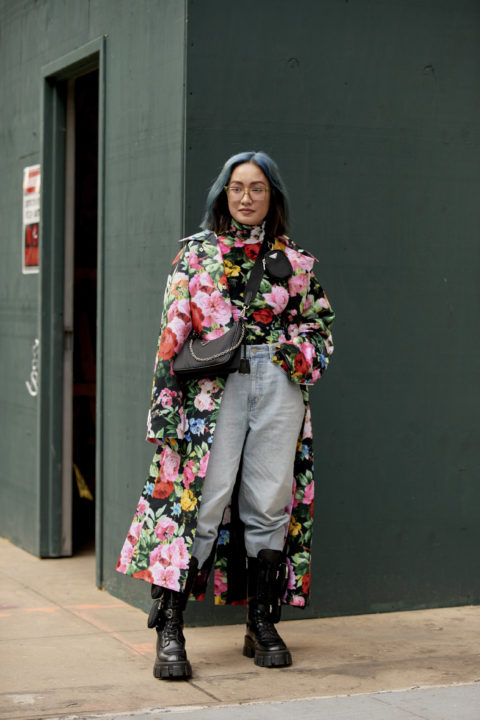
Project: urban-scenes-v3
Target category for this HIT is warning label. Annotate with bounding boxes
[22,165,40,274]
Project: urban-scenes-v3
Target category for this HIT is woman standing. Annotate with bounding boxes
[117,151,335,679]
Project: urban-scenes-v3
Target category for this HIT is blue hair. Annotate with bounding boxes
[201,151,289,236]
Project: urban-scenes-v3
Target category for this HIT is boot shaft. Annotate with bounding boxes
[247,549,288,624]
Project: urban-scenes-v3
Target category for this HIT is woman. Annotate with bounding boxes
[116,151,335,680]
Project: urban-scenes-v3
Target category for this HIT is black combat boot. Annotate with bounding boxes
[243,549,292,668]
[148,557,198,680]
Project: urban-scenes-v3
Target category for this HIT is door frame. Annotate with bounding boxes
[38,38,106,586]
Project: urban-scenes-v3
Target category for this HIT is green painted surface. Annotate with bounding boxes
[183,0,480,620]
[0,0,188,586]
[0,0,479,624]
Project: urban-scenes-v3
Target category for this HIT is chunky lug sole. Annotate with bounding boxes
[243,634,292,667]
[153,658,192,679]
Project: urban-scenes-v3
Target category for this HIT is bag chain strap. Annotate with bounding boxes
[188,320,245,362]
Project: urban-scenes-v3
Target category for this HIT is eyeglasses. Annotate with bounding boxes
[224,185,270,200]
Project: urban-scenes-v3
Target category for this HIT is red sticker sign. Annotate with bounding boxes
[23,165,40,274]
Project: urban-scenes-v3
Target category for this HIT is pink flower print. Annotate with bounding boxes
[150,538,188,572]
[194,391,215,412]
[263,285,289,315]
[159,445,181,484]
[286,558,296,591]
[302,480,314,505]
[177,406,188,440]
[115,548,132,572]
[189,290,210,320]
[288,272,310,297]
[149,544,164,567]
[302,407,313,439]
[285,247,314,272]
[168,316,191,351]
[288,322,313,339]
[198,451,210,478]
[116,558,128,574]
[151,563,181,591]
[167,298,190,323]
[232,306,241,322]
[292,595,306,607]
[189,271,216,298]
[159,388,177,408]
[118,539,135,568]
[198,378,219,395]
[135,497,148,518]
[204,327,227,341]
[127,521,142,546]
[183,460,196,489]
[311,368,321,383]
[299,341,316,365]
[168,537,190,570]
[122,542,135,563]
[209,291,231,324]
[217,237,233,255]
[155,516,178,541]
[214,569,228,596]
[188,251,202,271]
[194,290,231,327]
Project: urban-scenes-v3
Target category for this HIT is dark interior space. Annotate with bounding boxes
[72,69,99,553]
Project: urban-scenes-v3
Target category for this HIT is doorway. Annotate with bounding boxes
[39,39,104,566]
[69,70,99,553]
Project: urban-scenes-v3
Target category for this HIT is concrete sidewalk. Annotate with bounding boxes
[0,538,479,720]
[58,686,480,720]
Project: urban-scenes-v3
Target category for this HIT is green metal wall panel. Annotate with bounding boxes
[183,0,480,620]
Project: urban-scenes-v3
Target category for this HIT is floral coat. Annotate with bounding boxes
[116,224,335,608]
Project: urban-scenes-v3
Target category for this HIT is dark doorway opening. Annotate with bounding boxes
[71,70,99,553]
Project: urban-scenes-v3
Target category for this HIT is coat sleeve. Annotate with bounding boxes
[146,243,192,443]
[271,269,335,385]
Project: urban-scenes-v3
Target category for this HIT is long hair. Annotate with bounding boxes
[201,151,289,237]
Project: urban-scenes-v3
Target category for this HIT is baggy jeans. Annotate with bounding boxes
[192,344,305,567]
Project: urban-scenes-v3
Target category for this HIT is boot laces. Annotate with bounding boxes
[251,607,283,644]
[161,608,183,641]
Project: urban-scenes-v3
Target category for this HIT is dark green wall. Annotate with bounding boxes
[184,0,480,619]
[1,0,479,624]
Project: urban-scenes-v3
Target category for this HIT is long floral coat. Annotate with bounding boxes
[116,227,335,608]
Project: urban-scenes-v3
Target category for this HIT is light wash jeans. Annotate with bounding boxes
[192,344,305,567]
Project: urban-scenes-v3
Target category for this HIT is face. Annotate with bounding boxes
[226,162,270,226]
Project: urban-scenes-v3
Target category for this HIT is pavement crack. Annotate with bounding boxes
[188,681,221,701]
